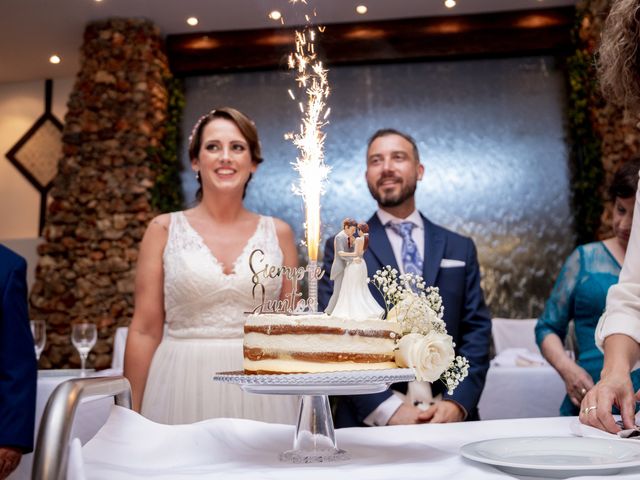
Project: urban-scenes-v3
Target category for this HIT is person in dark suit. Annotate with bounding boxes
[318,128,492,427]
[0,245,37,479]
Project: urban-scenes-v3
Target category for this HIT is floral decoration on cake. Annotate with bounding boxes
[371,266,469,393]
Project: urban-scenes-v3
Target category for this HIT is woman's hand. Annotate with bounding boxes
[580,372,637,433]
[559,362,595,406]
[580,334,640,432]
[539,333,594,406]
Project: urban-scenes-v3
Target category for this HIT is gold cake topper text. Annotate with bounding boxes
[249,248,324,314]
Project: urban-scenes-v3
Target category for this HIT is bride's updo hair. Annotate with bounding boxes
[357,222,369,251]
[188,107,264,202]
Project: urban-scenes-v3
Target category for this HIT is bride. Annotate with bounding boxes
[331,222,385,320]
[124,107,299,425]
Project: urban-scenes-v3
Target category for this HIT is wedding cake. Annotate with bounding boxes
[242,226,467,392]
[243,313,401,374]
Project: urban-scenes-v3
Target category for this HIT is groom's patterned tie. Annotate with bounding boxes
[387,221,431,400]
[386,221,423,275]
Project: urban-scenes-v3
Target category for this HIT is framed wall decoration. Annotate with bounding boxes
[5,79,64,235]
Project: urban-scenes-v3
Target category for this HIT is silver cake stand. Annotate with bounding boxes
[213,368,415,464]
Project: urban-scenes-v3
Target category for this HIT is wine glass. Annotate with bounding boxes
[71,323,97,377]
[30,320,46,361]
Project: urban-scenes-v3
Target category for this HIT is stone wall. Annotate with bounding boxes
[30,19,170,369]
[595,105,640,238]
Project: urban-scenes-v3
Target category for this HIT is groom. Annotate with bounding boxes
[0,245,37,478]
[318,128,491,427]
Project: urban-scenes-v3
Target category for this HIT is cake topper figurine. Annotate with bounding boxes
[328,221,384,320]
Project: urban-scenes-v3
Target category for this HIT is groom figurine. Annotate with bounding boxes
[318,128,491,427]
[325,218,357,314]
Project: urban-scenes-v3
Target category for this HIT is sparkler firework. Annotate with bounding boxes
[286,3,331,312]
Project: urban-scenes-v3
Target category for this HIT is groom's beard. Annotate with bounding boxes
[367,175,418,208]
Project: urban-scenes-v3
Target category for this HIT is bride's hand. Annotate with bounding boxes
[354,257,362,264]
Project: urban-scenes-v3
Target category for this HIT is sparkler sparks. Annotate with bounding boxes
[285,3,330,313]
[286,11,331,265]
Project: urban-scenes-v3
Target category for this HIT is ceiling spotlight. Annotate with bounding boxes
[444,0,456,8]
[49,54,61,64]
[187,17,199,26]
[356,5,368,14]
[268,10,282,21]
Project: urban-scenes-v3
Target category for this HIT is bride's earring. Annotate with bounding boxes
[195,170,200,181]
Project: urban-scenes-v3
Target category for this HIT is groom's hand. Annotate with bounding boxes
[387,404,423,425]
[0,447,21,479]
[418,400,465,423]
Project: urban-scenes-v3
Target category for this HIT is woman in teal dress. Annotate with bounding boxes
[536,159,640,416]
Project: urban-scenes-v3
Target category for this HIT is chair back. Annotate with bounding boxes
[491,318,538,354]
[111,327,129,370]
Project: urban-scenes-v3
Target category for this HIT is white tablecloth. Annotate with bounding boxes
[478,363,566,419]
[9,370,116,480]
[79,407,640,479]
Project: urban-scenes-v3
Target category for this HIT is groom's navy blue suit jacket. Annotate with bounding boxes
[318,213,492,427]
[0,245,37,452]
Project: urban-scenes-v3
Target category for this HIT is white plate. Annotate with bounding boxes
[460,436,640,478]
[213,368,415,395]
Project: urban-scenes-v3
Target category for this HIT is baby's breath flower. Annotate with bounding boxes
[370,265,469,395]
[440,356,470,394]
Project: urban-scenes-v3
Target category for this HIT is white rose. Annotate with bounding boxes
[395,331,455,382]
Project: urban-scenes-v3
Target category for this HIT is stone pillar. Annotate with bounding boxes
[30,19,170,369]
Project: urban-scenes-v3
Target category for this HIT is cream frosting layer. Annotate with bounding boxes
[243,313,401,374]
[244,332,394,354]
[243,358,398,373]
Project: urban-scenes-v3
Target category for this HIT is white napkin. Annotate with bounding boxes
[67,437,87,480]
[492,347,547,367]
[570,413,640,440]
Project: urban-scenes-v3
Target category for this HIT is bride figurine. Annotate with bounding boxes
[330,222,385,320]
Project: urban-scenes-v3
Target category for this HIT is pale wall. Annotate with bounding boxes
[0,77,74,240]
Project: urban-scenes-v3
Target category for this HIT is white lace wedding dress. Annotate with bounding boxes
[140,212,299,425]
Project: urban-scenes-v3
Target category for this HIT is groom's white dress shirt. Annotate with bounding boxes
[363,209,426,426]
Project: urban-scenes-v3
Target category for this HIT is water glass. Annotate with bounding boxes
[30,320,46,361]
[71,322,97,377]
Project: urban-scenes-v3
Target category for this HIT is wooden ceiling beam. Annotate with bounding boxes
[166,7,575,75]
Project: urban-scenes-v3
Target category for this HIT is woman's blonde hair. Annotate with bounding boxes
[598,0,640,109]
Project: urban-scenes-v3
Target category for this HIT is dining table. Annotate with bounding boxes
[74,406,640,480]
